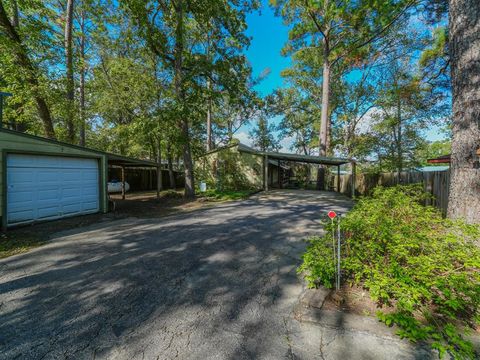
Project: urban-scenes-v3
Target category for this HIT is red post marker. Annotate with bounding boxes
[327,211,337,219]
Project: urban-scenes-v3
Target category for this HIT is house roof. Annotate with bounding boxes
[427,148,480,164]
[238,143,351,165]
[262,151,351,166]
[0,127,160,167]
[205,142,352,166]
[427,154,451,164]
[417,165,449,172]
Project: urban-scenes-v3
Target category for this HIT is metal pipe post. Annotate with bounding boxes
[121,166,126,200]
[337,216,341,290]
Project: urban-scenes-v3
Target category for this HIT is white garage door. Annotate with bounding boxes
[6,154,100,225]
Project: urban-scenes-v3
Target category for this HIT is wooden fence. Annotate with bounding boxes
[109,168,185,192]
[333,170,450,215]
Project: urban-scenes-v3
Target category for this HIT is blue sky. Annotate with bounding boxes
[244,5,291,96]
[236,4,292,149]
[237,2,448,152]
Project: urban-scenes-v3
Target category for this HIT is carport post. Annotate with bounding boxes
[264,155,269,191]
[351,161,356,198]
[121,166,126,200]
[156,166,163,199]
[337,165,341,193]
[278,159,281,189]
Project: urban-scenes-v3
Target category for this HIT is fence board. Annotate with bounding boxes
[333,170,450,215]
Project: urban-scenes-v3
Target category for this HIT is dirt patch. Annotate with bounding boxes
[1,190,232,259]
[322,285,395,317]
[109,190,205,218]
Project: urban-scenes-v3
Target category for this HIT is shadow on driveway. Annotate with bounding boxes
[0,190,353,359]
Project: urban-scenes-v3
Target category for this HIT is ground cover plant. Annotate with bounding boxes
[0,232,47,259]
[198,189,253,201]
[299,185,480,359]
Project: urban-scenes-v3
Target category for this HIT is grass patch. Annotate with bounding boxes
[299,185,480,359]
[159,189,184,199]
[0,232,46,259]
[198,189,254,201]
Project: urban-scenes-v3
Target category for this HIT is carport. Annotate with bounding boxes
[107,154,164,200]
[261,151,356,197]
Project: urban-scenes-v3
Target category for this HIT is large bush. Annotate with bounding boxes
[299,185,480,359]
[195,147,256,191]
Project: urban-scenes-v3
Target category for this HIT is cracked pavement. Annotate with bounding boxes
[0,190,433,359]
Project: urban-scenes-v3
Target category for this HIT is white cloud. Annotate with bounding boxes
[279,135,295,153]
[355,107,381,135]
[233,131,252,146]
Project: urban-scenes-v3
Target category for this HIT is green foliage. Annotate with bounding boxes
[195,147,257,191]
[198,189,252,201]
[272,0,416,158]
[419,27,448,68]
[415,140,451,166]
[159,190,184,199]
[249,116,280,152]
[299,185,480,359]
[0,232,46,259]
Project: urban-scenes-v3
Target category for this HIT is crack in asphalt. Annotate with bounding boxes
[0,191,354,359]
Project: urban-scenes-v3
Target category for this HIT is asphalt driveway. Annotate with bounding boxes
[0,190,433,359]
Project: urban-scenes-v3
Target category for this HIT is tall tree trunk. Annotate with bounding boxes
[319,59,330,156]
[11,0,18,27]
[397,97,403,174]
[79,5,86,146]
[447,0,480,223]
[0,2,55,139]
[206,29,213,151]
[167,142,176,189]
[227,120,233,142]
[64,0,75,143]
[317,55,330,190]
[206,78,213,151]
[174,0,195,198]
[157,135,163,191]
[8,0,20,131]
[326,116,331,155]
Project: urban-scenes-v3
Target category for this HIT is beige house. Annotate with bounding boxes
[195,142,354,193]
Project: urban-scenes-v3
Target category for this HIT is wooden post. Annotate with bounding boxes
[278,159,281,189]
[156,166,163,199]
[351,161,356,198]
[264,155,269,191]
[121,166,126,200]
[0,93,3,128]
[337,165,341,193]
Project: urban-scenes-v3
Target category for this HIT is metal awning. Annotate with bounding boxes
[237,143,352,166]
[263,151,351,166]
[107,154,160,167]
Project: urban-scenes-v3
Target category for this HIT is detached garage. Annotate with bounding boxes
[1,128,160,229]
[7,154,100,224]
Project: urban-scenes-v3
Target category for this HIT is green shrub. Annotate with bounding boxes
[299,185,480,359]
[161,190,183,199]
[194,148,256,191]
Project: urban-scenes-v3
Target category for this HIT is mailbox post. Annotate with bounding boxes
[327,210,342,291]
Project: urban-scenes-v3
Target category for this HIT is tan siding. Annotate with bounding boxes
[194,145,264,190]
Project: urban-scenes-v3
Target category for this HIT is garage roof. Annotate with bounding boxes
[0,128,160,167]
